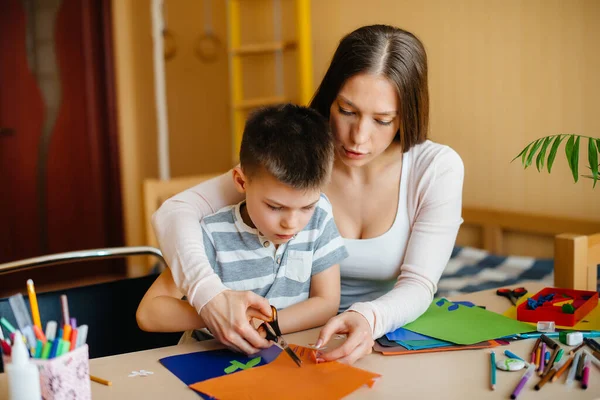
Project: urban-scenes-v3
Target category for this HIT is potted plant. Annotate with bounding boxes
[514,134,600,187]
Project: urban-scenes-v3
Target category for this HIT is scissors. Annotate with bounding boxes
[496,287,528,306]
[260,306,303,367]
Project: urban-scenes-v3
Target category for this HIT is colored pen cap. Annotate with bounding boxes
[45,321,57,341]
[76,325,88,348]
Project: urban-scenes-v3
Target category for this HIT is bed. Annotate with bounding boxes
[437,207,600,297]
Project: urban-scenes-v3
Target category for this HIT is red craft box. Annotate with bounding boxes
[516,287,598,327]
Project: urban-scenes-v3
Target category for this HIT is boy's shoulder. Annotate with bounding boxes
[201,204,237,228]
[304,194,334,231]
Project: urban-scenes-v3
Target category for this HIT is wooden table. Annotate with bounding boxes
[1,281,599,399]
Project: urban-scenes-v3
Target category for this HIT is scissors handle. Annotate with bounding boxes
[496,288,518,306]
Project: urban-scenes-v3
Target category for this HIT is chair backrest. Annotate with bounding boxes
[143,174,221,248]
[0,274,182,372]
[554,233,600,290]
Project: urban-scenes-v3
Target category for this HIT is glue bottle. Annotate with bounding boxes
[6,331,41,400]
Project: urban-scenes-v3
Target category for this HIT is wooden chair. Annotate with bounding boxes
[554,233,600,291]
[143,174,221,249]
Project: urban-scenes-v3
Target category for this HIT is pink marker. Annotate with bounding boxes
[582,357,591,389]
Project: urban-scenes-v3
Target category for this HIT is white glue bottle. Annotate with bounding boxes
[6,331,41,400]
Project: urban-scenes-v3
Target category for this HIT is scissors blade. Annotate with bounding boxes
[278,337,303,367]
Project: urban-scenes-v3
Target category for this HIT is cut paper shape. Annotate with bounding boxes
[224,357,261,374]
[402,298,534,345]
[190,344,380,400]
[160,345,281,386]
[128,370,154,377]
[503,295,600,331]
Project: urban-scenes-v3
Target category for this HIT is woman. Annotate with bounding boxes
[152,24,464,364]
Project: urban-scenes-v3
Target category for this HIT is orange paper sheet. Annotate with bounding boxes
[503,295,600,331]
[190,345,380,400]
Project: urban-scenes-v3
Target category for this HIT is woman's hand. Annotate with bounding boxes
[314,311,374,365]
[199,290,273,354]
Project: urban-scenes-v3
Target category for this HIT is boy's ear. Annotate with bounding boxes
[232,166,248,194]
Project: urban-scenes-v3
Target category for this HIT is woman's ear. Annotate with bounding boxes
[232,166,248,194]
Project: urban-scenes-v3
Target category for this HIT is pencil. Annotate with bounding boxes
[534,368,556,390]
[551,356,574,382]
[90,375,112,386]
[570,343,585,355]
[26,279,42,331]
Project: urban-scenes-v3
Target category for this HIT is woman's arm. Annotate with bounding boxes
[136,269,206,332]
[152,171,243,312]
[277,265,341,334]
[152,170,272,353]
[317,147,464,363]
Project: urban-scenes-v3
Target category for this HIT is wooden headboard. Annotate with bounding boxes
[459,206,600,258]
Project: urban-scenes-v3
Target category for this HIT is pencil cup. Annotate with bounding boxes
[3,344,91,400]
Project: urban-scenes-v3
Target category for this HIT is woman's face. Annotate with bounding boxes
[329,73,401,167]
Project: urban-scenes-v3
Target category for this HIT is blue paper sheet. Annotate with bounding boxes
[386,327,433,341]
[160,346,282,398]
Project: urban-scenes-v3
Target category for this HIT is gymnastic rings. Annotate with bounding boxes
[163,29,177,61]
[194,33,221,63]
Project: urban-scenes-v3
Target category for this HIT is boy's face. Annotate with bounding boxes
[233,167,321,245]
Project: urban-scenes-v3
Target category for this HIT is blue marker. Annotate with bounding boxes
[504,350,526,362]
[49,328,63,358]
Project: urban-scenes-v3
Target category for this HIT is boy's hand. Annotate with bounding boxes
[200,290,273,354]
[314,311,373,365]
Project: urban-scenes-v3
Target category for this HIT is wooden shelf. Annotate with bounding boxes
[231,41,297,56]
[233,96,287,110]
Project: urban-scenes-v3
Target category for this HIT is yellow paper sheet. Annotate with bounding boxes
[502,295,600,331]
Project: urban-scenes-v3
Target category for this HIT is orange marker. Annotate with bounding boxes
[63,324,72,341]
[552,356,574,382]
[32,325,47,344]
[535,346,541,369]
[70,329,78,351]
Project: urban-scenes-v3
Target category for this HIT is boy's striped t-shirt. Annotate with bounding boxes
[200,194,348,309]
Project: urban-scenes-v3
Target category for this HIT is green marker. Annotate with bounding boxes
[0,317,16,334]
[41,341,52,359]
[554,348,564,363]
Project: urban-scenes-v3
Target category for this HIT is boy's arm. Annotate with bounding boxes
[136,268,207,332]
[276,264,340,334]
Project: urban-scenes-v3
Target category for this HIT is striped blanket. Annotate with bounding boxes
[436,246,555,297]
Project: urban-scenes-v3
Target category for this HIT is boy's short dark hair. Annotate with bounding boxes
[240,104,333,190]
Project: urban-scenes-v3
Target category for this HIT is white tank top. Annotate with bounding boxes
[339,151,410,311]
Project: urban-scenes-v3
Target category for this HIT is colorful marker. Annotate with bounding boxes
[511,364,536,399]
[490,351,496,390]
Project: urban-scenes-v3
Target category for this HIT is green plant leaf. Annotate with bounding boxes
[570,136,580,182]
[565,135,575,180]
[513,141,533,165]
[525,139,543,169]
[589,138,599,188]
[547,135,565,173]
[536,136,553,172]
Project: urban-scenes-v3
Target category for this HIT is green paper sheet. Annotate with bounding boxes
[402,298,534,345]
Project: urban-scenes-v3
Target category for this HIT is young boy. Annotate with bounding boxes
[136,104,348,338]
